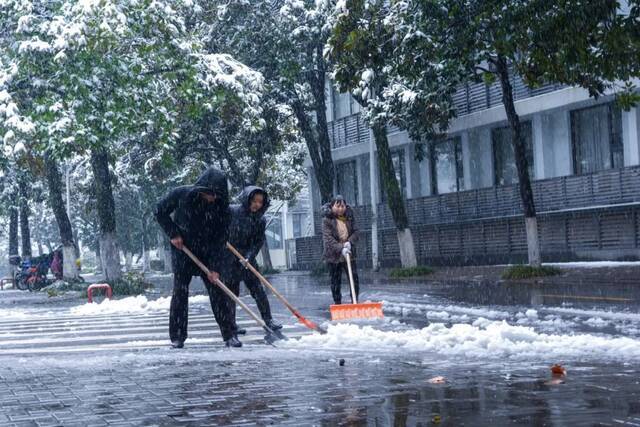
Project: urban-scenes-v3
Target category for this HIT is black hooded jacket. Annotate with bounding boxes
[228,185,270,263]
[155,167,230,273]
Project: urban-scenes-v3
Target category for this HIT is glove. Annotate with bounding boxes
[343,242,351,251]
[240,258,249,269]
[341,247,351,257]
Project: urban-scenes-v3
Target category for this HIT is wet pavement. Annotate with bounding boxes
[1,269,640,426]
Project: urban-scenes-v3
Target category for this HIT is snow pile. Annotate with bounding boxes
[384,301,510,320]
[286,321,640,362]
[69,295,210,316]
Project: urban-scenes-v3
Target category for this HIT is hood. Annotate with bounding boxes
[191,167,229,208]
[321,202,354,220]
[239,185,270,216]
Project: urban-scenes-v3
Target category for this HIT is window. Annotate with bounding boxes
[336,160,359,205]
[265,213,283,250]
[332,88,352,120]
[492,122,534,186]
[431,137,464,194]
[571,103,623,175]
[291,213,306,238]
[381,149,407,201]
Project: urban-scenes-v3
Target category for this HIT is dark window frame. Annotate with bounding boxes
[570,103,624,175]
[491,121,534,186]
[335,160,359,206]
[430,136,464,195]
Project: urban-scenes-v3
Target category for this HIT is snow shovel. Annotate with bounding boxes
[226,242,327,334]
[181,246,286,344]
[329,252,383,321]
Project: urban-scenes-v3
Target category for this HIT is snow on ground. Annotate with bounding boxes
[69,295,211,316]
[284,321,640,363]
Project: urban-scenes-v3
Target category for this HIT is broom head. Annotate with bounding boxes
[330,302,384,321]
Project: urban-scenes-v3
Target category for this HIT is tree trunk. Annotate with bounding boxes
[90,148,122,281]
[292,100,334,204]
[43,153,79,280]
[95,240,103,272]
[372,123,417,267]
[260,239,274,271]
[18,181,32,259]
[125,252,133,271]
[163,245,172,274]
[9,205,19,257]
[142,249,151,273]
[495,55,541,266]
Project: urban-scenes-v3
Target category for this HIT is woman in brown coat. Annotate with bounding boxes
[322,195,359,304]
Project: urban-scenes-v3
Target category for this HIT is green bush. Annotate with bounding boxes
[501,265,563,280]
[110,272,155,295]
[389,266,434,278]
[149,259,165,271]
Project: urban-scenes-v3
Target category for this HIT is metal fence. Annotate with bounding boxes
[294,166,640,268]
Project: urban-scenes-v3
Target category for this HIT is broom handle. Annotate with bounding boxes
[226,243,294,311]
[182,246,273,333]
[345,252,357,304]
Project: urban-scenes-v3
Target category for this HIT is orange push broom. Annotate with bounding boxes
[330,252,383,321]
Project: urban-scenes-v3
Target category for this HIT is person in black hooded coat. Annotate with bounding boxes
[225,186,282,333]
[155,167,242,348]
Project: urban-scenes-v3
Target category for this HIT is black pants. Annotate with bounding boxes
[328,259,359,304]
[170,267,236,342]
[229,267,273,326]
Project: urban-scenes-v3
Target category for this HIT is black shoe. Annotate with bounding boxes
[171,340,184,349]
[235,328,247,335]
[265,320,282,331]
[225,336,243,348]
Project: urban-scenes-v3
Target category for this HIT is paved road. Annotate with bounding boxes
[1,271,639,426]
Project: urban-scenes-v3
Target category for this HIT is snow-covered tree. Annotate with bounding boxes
[2,0,266,281]
[209,0,335,203]
[375,0,640,266]
[326,0,420,267]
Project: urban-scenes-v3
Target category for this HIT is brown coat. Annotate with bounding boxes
[322,203,358,264]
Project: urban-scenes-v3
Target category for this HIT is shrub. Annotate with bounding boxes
[501,265,563,280]
[389,266,434,278]
[149,259,165,271]
[110,272,155,295]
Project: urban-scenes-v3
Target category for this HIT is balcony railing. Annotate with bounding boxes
[327,73,566,149]
[328,113,369,149]
[314,166,640,234]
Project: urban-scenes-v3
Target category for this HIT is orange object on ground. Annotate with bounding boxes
[329,253,384,321]
[551,364,567,376]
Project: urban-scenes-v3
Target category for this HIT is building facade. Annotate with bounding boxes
[290,75,640,269]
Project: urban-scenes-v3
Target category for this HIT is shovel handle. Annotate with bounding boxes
[182,246,274,336]
[345,253,357,304]
[226,242,327,334]
[226,243,292,309]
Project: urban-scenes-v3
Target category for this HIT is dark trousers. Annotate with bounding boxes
[328,259,359,304]
[170,267,236,342]
[229,267,273,326]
